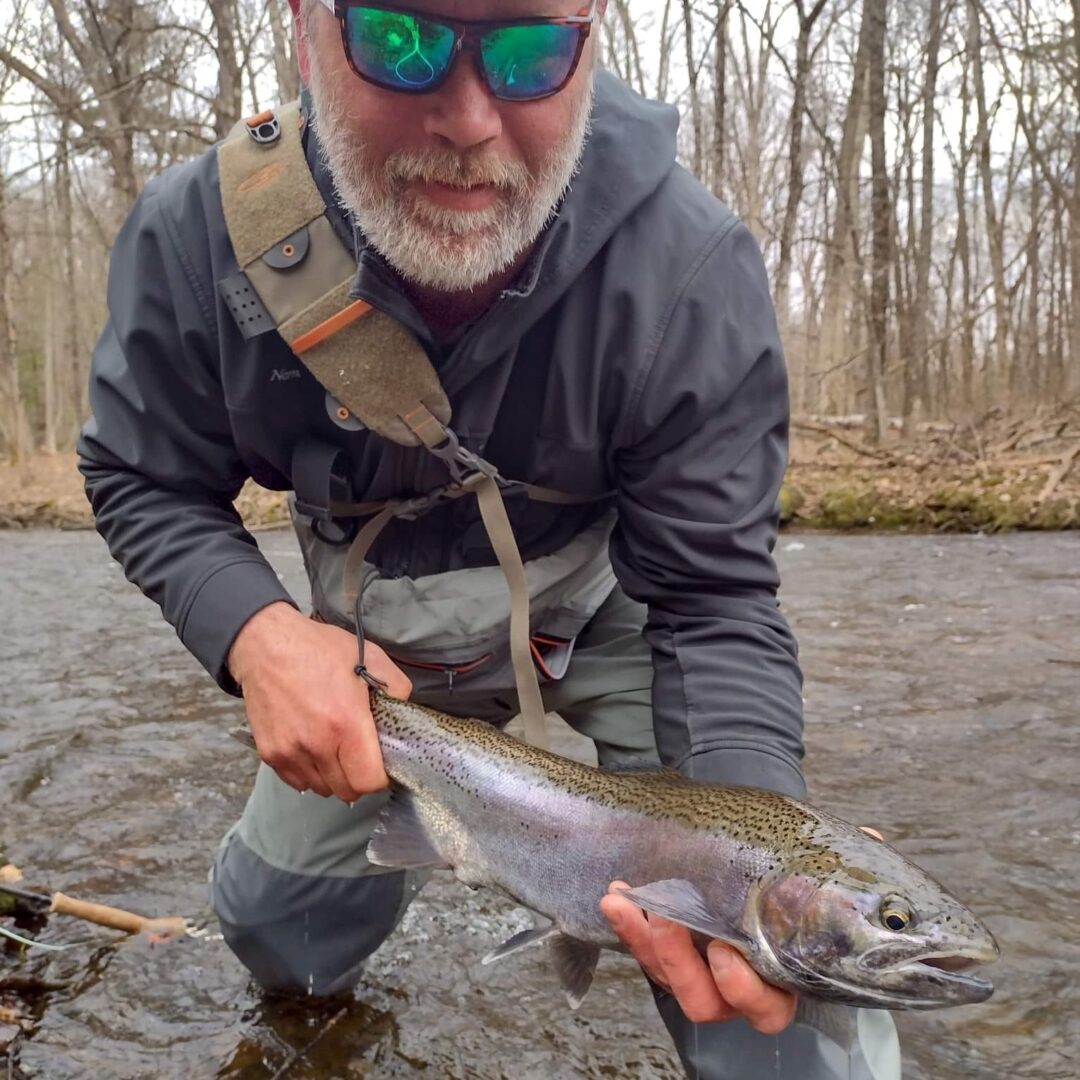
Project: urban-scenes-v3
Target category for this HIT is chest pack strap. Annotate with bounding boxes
[216,102,587,750]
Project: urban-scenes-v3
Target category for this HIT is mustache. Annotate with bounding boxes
[385,150,531,191]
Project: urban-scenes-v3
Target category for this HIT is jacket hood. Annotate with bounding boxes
[508,69,680,299]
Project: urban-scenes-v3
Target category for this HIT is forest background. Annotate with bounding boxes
[0,0,1077,531]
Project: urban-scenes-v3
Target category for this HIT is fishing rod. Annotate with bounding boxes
[0,878,191,939]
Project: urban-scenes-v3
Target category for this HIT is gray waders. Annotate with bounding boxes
[209,105,900,1079]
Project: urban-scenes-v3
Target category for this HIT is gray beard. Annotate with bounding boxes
[306,48,593,293]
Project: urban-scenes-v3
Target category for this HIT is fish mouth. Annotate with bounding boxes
[902,953,995,995]
[867,946,998,1002]
[778,944,996,1009]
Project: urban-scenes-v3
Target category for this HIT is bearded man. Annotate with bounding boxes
[78,2,898,1076]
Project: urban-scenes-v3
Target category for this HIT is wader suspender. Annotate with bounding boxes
[217,103,594,749]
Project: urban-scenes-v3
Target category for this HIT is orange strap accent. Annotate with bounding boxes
[290,299,373,354]
[246,109,275,128]
[400,404,446,447]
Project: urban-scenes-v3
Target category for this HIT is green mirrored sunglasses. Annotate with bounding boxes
[320,1,598,102]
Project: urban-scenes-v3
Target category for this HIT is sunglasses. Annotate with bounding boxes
[320,1,598,102]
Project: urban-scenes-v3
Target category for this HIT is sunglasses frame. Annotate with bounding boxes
[322,0,598,102]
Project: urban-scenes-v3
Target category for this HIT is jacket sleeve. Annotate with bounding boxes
[610,220,805,798]
[77,170,296,694]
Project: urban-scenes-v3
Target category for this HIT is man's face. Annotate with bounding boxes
[303,1,597,293]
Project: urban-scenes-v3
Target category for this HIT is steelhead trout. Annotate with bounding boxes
[328,693,1000,1010]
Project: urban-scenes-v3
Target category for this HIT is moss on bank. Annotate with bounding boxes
[781,475,1078,532]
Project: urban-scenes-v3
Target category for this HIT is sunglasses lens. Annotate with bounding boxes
[344,7,456,91]
[480,25,581,100]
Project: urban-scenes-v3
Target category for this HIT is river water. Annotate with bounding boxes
[1,528,1077,1079]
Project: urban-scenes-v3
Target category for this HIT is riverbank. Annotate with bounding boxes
[0,454,290,531]
[782,410,1080,530]
[1,409,1077,532]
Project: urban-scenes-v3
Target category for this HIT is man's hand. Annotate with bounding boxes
[600,881,797,1033]
[227,602,412,801]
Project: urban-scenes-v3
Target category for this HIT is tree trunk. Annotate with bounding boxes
[906,0,943,430]
[815,2,872,412]
[1022,152,1041,402]
[967,0,1009,400]
[270,0,301,102]
[0,175,30,462]
[954,54,975,413]
[1069,129,1080,393]
[1069,0,1080,392]
[55,117,84,439]
[680,0,704,178]
[710,0,732,199]
[774,1,827,341]
[656,0,675,103]
[210,0,244,139]
[865,0,890,444]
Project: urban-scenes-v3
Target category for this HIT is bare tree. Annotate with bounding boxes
[815,3,872,413]
[773,0,828,345]
[709,1,732,198]
[268,0,300,101]
[865,0,890,442]
[905,0,945,428]
[210,0,244,138]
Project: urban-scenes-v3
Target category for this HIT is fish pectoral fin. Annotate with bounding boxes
[616,879,754,954]
[793,997,857,1047]
[481,924,560,966]
[551,934,601,1010]
[366,787,449,870]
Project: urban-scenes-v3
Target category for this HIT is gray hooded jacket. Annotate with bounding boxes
[78,72,805,799]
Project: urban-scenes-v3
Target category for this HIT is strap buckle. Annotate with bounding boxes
[427,426,499,485]
[393,473,485,521]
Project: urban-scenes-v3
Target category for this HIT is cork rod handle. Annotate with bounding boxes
[49,892,189,936]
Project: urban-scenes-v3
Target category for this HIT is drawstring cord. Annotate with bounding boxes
[352,572,387,692]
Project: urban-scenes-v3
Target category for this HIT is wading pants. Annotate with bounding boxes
[209,587,901,1080]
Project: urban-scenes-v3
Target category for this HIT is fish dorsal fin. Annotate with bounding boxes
[551,934,601,1009]
[481,924,560,965]
[616,879,754,954]
[367,787,449,870]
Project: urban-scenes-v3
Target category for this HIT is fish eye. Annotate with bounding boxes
[881,900,915,932]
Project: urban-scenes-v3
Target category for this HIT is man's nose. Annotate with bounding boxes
[422,46,503,149]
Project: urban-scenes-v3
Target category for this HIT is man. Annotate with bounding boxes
[78,1,897,1075]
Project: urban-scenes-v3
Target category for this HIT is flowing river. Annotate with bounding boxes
[1,528,1076,1079]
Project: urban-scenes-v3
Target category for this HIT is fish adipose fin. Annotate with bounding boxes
[551,934,601,1010]
[367,787,449,870]
[616,879,754,954]
[481,924,560,965]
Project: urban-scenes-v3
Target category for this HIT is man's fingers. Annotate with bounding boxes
[362,642,413,701]
[313,748,360,803]
[601,886,735,1023]
[379,666,413,701]
[706,942,797,1035]
[337,718,389,797]
[600,884,664,983]
[272,747,332,798]
[650,914,734,1023]
[602,883,796,1032]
